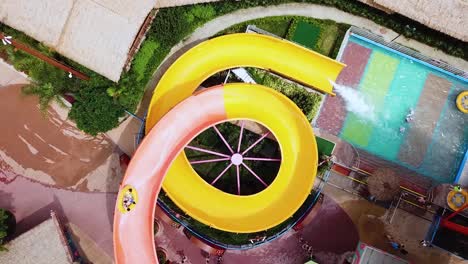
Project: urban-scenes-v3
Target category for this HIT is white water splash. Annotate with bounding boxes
[330,80,377,122]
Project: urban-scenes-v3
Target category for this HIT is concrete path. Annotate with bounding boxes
[0,59,29,86]
[323,182,465,264]
[164,3,467,74]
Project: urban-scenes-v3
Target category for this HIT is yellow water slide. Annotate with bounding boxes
[114,33,345,263]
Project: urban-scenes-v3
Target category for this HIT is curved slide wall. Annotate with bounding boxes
[114,34,345,263]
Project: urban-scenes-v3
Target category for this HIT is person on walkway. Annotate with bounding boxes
[420,240,430,247]
[390,241,401,250]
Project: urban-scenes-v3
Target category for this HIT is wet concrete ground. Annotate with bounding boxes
[155,195,359,264]
[0,85,122,192]
[0,84,122,259]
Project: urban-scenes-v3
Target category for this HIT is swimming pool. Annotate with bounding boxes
[317,34,468,183]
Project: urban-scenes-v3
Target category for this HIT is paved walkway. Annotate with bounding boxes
[0,59,28,86]
[323,183,465,264]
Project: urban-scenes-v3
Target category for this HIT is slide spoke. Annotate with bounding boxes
[213,125,234,154]
[186,145,230,158]
[236,165,241,195]
[243,157,281,162]
[242,131,270,155]
[211,163,233,185]
[237,121,245,153]
[242,163,268,187]
[190,157,230,165]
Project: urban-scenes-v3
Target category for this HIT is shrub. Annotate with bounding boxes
[132,40,160,82]
[185,5,216,23]
[0,209,15,251]
[68,86,124,136]
[285,19,299,40]
[245,67,323,121]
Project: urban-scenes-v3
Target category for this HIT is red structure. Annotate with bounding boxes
[440,203,468,236]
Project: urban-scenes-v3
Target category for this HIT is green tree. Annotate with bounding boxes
[0,209,15,251]
[68,86,124,136]
[22,82,67,112]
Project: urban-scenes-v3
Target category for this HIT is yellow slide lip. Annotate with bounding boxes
[146,33,345,131]
[143,33,345,233]
[114,33,346,263]
[162,84,317,232]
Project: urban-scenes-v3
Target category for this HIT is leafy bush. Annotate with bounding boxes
[22,82,67,112]
[0,209,15,251]
[285,18,299,40]
[156,248,167,263]
[217,16,348,57]
[185,5,216,23]
[158,0,467,60]
[132,40,160,82]
[68,86,124,136]
[216,16,293,37]
[2,46,81,111]
[246,68,323,121]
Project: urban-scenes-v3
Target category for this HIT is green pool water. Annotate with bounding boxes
[339,36,468,183]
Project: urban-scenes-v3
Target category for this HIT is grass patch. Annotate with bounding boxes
[292,21,321,49]
[217,16,349,58]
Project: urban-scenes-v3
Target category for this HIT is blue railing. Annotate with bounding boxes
[426,214,442,243]
[453,149,468,184]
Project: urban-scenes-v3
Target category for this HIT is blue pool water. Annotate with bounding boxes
[339,35,468,183]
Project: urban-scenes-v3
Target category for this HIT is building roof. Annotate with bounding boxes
[373,0,468,42]
[353,242,410,264]
[0,211,73,264]
[0,0,155,81]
